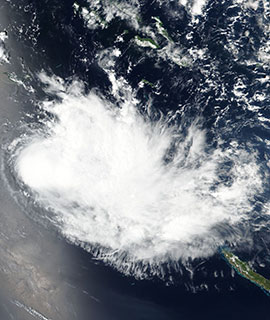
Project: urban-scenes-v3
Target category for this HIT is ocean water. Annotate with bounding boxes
[0,0,270,319]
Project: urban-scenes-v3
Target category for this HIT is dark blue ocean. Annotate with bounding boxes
[0,0,270,319]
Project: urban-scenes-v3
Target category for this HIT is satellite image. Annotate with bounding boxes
[0,0,270,319]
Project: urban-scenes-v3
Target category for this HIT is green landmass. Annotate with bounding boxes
[136,15,143,23]
[135,35,159,49]
[152,16,173,42]
[141,79,155,88]
[222,249,270,294]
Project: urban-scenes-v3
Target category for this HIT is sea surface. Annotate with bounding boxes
[0,0,270,319]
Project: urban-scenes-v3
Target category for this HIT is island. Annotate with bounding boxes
[135,35,159,49]
[152,17,173,42]
[221,249,270,295]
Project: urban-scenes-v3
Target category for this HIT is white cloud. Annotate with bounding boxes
[0,31,8,63]
[191,0,208,16]
[12,73,262,278]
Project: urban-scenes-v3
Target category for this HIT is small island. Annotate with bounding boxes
[221,249,270,295]
[135,35,159,49]
[152,17,173,42]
